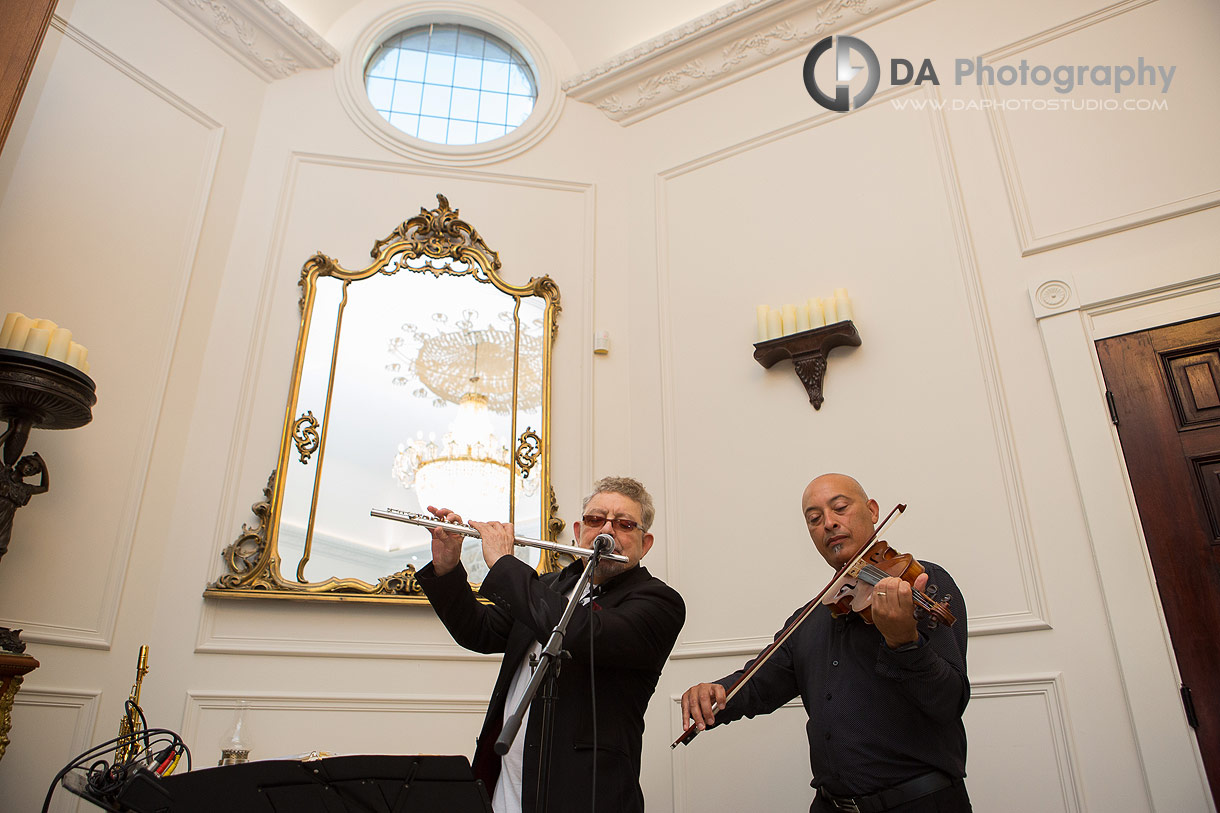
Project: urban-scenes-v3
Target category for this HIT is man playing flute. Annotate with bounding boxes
[418,476,685,813]
[680,473,971,812]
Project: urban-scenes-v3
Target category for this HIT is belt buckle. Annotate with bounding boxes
[828,798,860,813]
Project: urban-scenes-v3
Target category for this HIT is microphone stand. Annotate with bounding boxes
[494,535,611,813]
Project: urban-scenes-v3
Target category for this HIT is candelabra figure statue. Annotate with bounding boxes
[0,452,48,564]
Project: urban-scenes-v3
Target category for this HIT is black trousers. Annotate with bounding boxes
[810,781,972,813]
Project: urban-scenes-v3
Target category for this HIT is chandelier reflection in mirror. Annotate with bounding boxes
[389,308,541,526]
[205,195,561,603]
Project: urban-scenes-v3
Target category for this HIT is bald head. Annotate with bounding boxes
[801,473,879,569]
[801,473,868,508]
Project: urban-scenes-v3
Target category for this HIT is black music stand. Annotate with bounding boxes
[110,754,492,813]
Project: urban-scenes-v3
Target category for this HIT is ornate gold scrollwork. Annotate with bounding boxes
[292,411,320,463]
[533,277,563,341]
[213,472,277,591]
[208,471,424,599]
[375,569,423,596]
[0,672,25,760]
[371,194,497,284]
[541,485,568,572]
[515,428,541,478]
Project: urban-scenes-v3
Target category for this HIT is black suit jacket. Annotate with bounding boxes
[418,555,685,813]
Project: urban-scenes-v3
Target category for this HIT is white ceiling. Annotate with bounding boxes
[281,0,727,74]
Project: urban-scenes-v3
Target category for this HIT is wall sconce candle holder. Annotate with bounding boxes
[0,348,95,465]
[753,320,861,410]
[0,347,95,761]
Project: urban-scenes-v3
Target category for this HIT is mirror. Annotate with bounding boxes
[207,195,562,603]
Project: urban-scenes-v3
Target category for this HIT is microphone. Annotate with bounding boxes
[592,533,616,556]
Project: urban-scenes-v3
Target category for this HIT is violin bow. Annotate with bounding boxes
[672,503,906,748]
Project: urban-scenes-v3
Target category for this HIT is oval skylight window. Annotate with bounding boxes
[365,23,538,146]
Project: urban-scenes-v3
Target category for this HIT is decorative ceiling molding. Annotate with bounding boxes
[158,0,340,82]
[563,0,921,124]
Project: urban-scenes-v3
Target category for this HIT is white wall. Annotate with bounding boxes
[0,0,1216,811]
[627,0,1217,809]
[0,0,269,807]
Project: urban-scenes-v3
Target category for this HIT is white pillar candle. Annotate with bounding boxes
[822,297,838,323]
[756,305,770,341]
[796,305,811,332]
[807,298,825,327]
[781,304,797,336]
[34,318,57,331]
[766,310,782,339]
[23,327,51,355]
[47,327,73,361]
[0,312,24,347]
[834,288,853,321]
[67,342,84,369]
[6,315,32,350]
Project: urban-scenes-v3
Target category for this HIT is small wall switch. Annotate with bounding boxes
[593,330,611,355]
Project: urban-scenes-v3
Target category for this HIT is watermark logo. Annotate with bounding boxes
[802,36,1175,112]
[803,36,880,112]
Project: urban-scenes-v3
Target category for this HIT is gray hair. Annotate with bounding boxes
[582,476,655,531]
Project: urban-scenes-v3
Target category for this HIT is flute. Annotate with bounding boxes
[370,508,630,563]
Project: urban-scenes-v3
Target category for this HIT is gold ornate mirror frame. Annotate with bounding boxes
[206,195,562,603]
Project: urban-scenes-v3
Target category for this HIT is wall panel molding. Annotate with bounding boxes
[11,686,101,749]
[2,18,223,651]
[179,688,485,756]
[668,696,805,813]
[967,673,1086,813]
[921,83,1049,635]
[669,634,776,660]
[980,0,1220,255]
[195,613,502,660]
[181,689,489,747]
[2,687,103,812]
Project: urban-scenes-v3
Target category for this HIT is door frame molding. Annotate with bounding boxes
[1032,268,1220,812]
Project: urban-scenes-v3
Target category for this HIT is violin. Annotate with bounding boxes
[672,503,955,749]
[823,535,955,627]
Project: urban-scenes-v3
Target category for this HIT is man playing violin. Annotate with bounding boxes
[418,476,685,813]
[680,473,971,812]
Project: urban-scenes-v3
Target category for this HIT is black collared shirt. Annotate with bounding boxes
[712,561,968,797]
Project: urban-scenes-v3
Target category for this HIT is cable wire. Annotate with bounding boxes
[42,725,190,813]
[588,588,598,813]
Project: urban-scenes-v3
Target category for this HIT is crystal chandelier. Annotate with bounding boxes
[390,314,538,520]
[393,393,517,519]
[387,309,541,412]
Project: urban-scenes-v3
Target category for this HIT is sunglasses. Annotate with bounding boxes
[581,514,642,533]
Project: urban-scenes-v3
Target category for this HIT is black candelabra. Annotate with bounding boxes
[0,348,95,564]
[0,347,95,760]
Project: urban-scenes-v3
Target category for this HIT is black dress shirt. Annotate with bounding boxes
[711,561,968,798]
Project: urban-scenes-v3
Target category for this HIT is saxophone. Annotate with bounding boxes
[115,645,149,764]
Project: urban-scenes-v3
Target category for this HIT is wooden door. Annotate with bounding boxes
[0,0,59,154]
[1097,313,1220,804]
